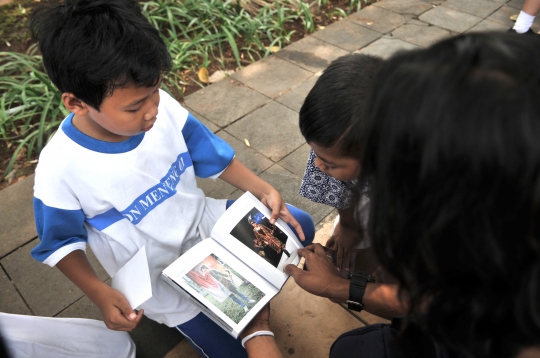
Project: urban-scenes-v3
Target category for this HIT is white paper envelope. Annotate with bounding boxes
[112,245,152,309]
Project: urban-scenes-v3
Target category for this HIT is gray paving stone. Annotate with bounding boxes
[0,175,36,258]
[275,75,319,113]
[392,23,452,47]
[1,241,108,317]
[355,37,420,59]
[347,5,407,34]
[231,55,313,99]
[219,131,274,175]
[506,0,525,9]
[258,164,334,225]
[405,18,431,26]
[196,129,275,201]
[56,287,105,320]
[419,5,483,32]
[467,18,508,32]
[311,19,382,52]
[488,5,540,31]
[226,101,305,162]
[196,177,236,200]
[373,0,434,15]
[0,270,31,315]
[278,143,311,177]
[443,0,502,18]
[183,79,270,128]
[183,108,220,133]
[274,36,350,73]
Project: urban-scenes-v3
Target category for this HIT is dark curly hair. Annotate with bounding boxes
[360,32,540,358]
[30,0,171,110]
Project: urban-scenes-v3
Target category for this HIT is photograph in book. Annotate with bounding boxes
[229,208,293,269]
[183,254,265,324]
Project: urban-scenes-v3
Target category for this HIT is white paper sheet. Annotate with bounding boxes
[112,245,152,309]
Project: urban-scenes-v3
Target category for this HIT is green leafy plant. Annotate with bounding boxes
[0,48,68,178]
[142,0,304,94]
[0,0,372,179]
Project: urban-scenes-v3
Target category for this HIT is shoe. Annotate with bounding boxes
[247,299,256,304]
[508,27,537,35]
[243,306,249,312]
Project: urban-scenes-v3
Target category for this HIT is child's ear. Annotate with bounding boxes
[62,93,90,116]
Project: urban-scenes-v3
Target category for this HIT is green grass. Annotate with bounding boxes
[0,0,371,179]
[0,47,68,177]
[142,0,305,94]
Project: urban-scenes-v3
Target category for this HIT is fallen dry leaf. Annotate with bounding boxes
[198,67,209,83]
[208,70,235,84]
[510,14,518,21]
[244,138,251,147]
[366,21,373,25]
[264,46,280,53]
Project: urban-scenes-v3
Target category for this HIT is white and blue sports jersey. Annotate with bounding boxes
[32,90,235,326]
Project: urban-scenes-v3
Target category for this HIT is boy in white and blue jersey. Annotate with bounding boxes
[29,1,314,357]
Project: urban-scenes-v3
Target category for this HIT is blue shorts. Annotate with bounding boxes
[176,202,314,358]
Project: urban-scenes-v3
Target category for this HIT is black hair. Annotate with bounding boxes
[299,53,383,157]
[360,32,540,358]
[30,0,172,110]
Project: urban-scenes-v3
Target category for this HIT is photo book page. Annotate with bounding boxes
[162,239,276,338]
[162,191,305,337]
[210,191,304,288]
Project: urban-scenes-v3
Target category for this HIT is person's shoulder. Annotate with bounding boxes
[37,123,77,165]
[157,89,190,126]
[158,89,187,114]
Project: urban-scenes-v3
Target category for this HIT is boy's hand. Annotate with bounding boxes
[326,220,362,271]
[260,189,305,241]
[94,285,144,331]
[219,158,305,240]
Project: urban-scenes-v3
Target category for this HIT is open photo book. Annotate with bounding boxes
[161,191,304,338]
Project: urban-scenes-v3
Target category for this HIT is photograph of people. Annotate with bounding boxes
[230,208,291,268]
[184,254,264,323]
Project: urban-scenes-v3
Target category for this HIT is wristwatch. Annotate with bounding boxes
[347,271,375,312]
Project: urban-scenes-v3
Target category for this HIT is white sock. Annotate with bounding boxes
[513,10,536,33]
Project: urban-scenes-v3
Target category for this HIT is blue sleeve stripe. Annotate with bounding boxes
[182,113,235,178]
[87,207,125,231]
[31,197,88,263]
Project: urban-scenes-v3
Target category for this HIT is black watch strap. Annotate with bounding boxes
[348,271,375,312]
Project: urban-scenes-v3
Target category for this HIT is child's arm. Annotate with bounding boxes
[219,158,305,241]
[326,206,362,271]
[56,250,144,331]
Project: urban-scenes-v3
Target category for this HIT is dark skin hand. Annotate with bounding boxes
[325,206,362,271]
[241,304,284,358]
[285,244,350,303]
[285,244,407,319]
